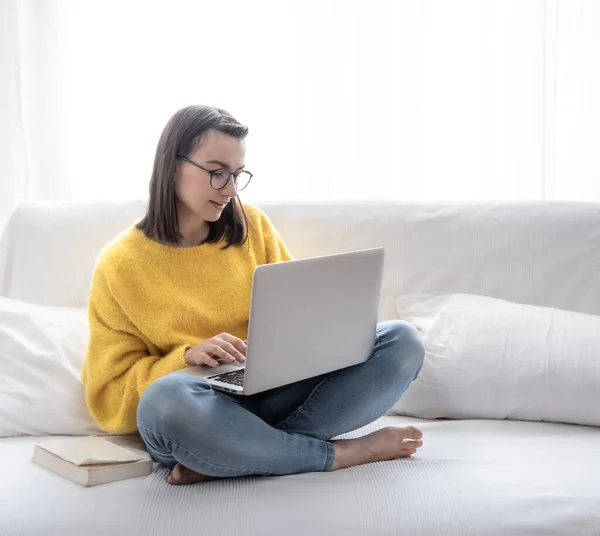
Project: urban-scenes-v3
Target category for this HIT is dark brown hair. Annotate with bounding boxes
[137,105,249,248]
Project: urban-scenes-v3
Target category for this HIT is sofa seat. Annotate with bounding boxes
[3,415,599,536]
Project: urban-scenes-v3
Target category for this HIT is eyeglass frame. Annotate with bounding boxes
[177,155,253,191]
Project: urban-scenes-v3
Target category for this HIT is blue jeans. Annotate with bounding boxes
[137,320,424,477]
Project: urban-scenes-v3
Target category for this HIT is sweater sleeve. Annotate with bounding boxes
[260,211,294,264]
[82,265,189,434]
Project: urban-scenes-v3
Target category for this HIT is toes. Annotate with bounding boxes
[401,439,423,449]
[168,463,193,485]
[391,426,423,440]
[167,463,217,485]
[168,464,183,484]
[405,426,423,440]
[168,471,196,485]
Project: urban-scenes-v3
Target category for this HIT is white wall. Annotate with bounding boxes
[0,0,26,234]
[1,0,599,227]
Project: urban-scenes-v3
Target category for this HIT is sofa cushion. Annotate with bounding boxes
[0,296,101,436]
[2,201,599,319]
[393,293,600,427]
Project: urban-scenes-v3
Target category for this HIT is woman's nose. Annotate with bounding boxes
[223,176,238,197]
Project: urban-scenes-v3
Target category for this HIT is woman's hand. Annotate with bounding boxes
[184,333,247,368]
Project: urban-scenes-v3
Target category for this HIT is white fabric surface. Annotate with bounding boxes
[1,201,599,319]
[3,3,600,214]
[1,201,599,534]
[0,297,100,437]
[0,200,147,308]
[393,294,600,426]
[1,416,599,536]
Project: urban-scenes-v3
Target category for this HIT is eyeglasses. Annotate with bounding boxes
[178,155,253,191]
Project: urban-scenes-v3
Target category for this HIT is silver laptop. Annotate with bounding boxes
[191,247,384,396]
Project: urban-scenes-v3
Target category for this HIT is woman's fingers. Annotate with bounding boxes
[205,345,235,365]
[200,334,248,367]
[219,341,246,363]
[219,333,247,361]
[201,353,220,368]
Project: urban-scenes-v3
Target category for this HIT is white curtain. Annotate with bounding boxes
[1,0,599,227]
[0,0,27,232]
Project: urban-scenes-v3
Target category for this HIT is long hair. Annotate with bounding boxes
[137,105,249,248]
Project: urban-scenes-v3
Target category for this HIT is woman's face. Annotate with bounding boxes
[175,129,246,223]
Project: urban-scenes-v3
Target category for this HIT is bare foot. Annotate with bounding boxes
[329,426,424,471]
[167,463,219,485]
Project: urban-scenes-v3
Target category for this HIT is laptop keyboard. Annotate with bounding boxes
[208,368,245,387]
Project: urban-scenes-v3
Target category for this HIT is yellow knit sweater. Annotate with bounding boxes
[82,204,293,434]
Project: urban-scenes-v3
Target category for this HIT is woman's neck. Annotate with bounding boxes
[177,207,210,247]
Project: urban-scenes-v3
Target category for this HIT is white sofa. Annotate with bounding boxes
[1,200,599,536]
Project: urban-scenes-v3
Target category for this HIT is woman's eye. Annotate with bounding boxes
[212,169,229,179]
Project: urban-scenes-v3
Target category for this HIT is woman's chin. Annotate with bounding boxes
[206,201,228,218]
[199,209,223,222]
[183,200,227,223]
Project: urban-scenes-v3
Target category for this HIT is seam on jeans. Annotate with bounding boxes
[323,441,335,471]
[274,330,382,431]
[273,369,341,430]
[137,422,280,477]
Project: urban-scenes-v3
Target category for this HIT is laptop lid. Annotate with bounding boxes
[243,248,384,395]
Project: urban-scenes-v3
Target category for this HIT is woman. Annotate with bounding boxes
[82,105,425,485]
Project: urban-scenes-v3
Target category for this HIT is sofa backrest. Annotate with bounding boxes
[1,200,599,319]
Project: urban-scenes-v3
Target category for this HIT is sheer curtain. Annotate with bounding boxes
[0,0,27,232]
[1,0,599,227]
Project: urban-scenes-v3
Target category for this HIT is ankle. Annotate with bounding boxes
[329,439,363,471]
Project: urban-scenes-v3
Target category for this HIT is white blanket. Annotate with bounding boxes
[2,416,599,535]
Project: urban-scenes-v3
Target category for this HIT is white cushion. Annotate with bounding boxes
[2,201,600,318]
[0,297,101,436]
[392,293,600,427]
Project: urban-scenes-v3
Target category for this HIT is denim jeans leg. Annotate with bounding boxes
[272,320,425,440]
[136,374,335,477]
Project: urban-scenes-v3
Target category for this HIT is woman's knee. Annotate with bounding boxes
[377,320,425,378]
[137,373,210,433]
